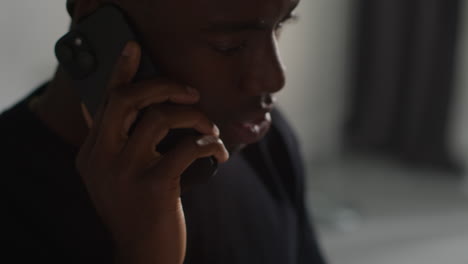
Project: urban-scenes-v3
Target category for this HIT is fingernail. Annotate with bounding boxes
[186,86,199,97]
[213,124,220,136]
[196,135,219,147]
[122,43,134,57]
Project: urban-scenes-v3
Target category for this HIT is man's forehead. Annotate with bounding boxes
[151,0,298,20]
[122,0,299,32]
[190,0,297,9]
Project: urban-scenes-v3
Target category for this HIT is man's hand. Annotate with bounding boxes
[76,41,229,264]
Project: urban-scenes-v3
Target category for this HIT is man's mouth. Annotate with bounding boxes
[222,111,272,146]
[216,94,276,148]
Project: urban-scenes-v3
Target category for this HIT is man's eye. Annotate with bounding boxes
[211,43,246,56]
[275,23,286,37]
[275,13,299,36]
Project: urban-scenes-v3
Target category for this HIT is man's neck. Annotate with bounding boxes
[29,67,89,148]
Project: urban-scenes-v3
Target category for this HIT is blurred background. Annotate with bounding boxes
[1,0,468,263]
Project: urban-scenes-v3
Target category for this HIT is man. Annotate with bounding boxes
[1,0,326,263]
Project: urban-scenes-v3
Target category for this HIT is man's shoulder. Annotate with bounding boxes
[0,84,48,139]
[0,99,39,170]
[0,85,58,153]
[0,100,30,149]
[0,92,59,172]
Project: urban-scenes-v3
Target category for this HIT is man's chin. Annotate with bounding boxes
[225,143,247,154]
[223,129,269,154]
[220,120,272,153]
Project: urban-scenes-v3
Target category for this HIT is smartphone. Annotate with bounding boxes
[55,4,218,190]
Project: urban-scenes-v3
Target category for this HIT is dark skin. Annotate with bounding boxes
[29,0,299,263]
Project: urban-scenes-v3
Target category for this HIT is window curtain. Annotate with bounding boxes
[345,0,462,171]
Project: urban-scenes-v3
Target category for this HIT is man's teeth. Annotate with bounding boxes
[243,122,260,134]
[252,125,260,134]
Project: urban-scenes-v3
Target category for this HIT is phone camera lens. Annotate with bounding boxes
[74,37,83,47]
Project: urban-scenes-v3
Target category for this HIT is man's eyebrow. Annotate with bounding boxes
[203,1,300,34]
[283,0,300,22]
[203,19,270,33]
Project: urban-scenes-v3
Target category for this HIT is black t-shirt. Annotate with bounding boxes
[1,87,326,264]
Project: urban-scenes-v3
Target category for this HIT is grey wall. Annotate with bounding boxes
[278,0,355,163]
[451,0,468,188]
[0,0,68,109]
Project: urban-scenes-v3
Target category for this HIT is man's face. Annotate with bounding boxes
[115,0,299,151]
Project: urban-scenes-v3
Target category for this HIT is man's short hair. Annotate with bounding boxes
[66,0,75,16]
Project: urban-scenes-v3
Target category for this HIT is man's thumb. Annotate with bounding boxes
[107,41,141,91]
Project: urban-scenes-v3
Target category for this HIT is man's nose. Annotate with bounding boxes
[241,37,286,96]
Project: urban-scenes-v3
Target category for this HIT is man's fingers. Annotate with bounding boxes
[122,105,220,168]
[88,39,200,153]
[150,135,229,181]
[192,135,229,163]
[95,81,200,152]
[141,104,220,136]
[107,41,141,92]
[111,80,200,113]
[81,103,93,129]
[78,97,107,159]
[82,41,141,126]
[79,41,141,154]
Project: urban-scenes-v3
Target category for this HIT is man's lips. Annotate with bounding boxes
[223,111,272,145]
[237,110,271,123]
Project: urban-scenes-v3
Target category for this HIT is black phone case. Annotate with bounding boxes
[55,4,218,190]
